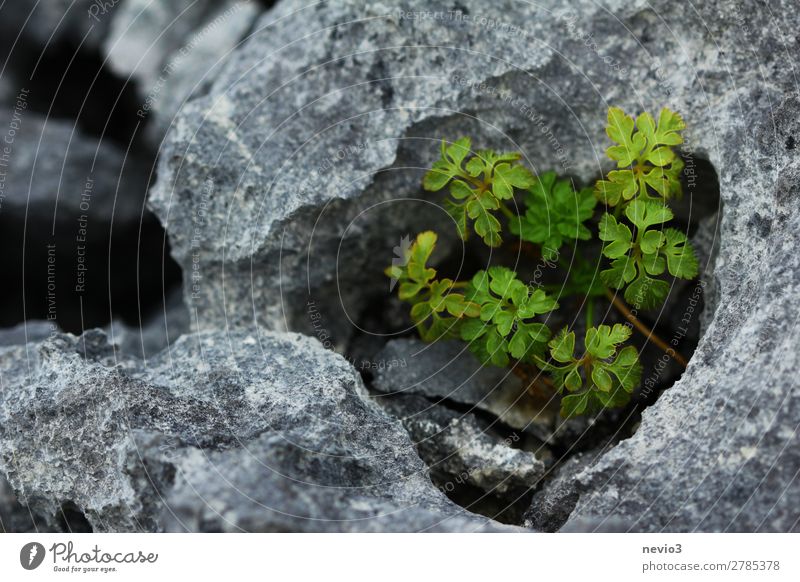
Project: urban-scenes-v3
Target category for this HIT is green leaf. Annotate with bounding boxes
[654,108,685,146]
[423,162,452,191]
[661,228,698,279]
[522,289,559,317]
[443,199,469,241]
[473,211,502,247]
[605,107,646,167]
[647,146,675,167]
[444,137,472,166]
[640,229,666,254]
[591,366,613,392]
[604,346,643,392]
[561,392,590,418]
[549,328,575,363]
[485,328,510,367]
[460,317,487,341]
[514,173,597,254]
[585,324,632,359]
[624,199,674,230]
[449,180,473,199]
[641,252,666,276]
[624,271,670,310]
[624,200,674,230]
[598,213,633,259]
[492,162,534,200]
[600,257,637,289]
[406,231,438,283]
[508,323,551,360]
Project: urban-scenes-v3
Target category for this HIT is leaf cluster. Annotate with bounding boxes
[387,107,700,419]
[537,324,643,417]
[423,137,534,247]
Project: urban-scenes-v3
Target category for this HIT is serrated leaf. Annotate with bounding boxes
[591,366,613,392]
[647,146,675,167]
[605,107,646,167]
[423,163,452,191]
[641,252,666,275]
[654,108,685,145]
[549,328,575,363]
[443,199,469,241]
[449,180,473,199]
[585,323,632,359]
[640,229,666,254]
[598,213,633,259]
[600,257,637,289]
[661,228,698,279]
[624,271,670,310]
[398,281,425,301]
[460,317,487,341]
[561,392,589,418]
[624,199,674,230]
[493,162,534,199]
[605,346,643,392]
[473,212,502,247]
[565,367,583,392]
[444,137,471,166]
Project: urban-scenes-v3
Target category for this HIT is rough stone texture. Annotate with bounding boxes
[105,290,191,360]
[372,338,597,446]
[0,321,55,347]
[523,449,606,532]
[1,0,799,534]
[0,329,513,532]
[104,0,261,146]
[0,476,37,532]
[376,393,545,496]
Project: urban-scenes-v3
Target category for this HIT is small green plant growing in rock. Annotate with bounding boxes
[386,107,698,418]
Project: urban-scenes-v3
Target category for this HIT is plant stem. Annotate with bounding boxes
[585,297,594,329]
[604,288,688,368]
[512,362,554,390]
[498,201,515,219]
[449,281,469,289]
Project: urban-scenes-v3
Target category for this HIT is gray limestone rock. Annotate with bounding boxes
[105,289,191,360]
[0,1,115,55]
[523,449,607,532]
[371,338,601,447]
[0,329,513,532]
[0,321,56,347]
[376,393,546,497]
[104,0,261,145]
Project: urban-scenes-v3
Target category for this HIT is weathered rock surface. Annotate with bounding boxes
[523,449,606,532]
[105,289,191,360]
[0,321,55,347]
[2,0,799,533]
[104,0,261,145]
[371,338,602,447]
[376,393,545,497]
[0,329,513,532]
[0,476,38,532]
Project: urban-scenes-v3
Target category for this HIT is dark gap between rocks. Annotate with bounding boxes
[57,502,92,533]
[5,38,147,149]
[0,28,184,334]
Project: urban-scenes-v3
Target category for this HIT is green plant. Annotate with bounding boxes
[386,107,699,418]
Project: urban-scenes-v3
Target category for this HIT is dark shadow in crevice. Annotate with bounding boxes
[57,502,92,533]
